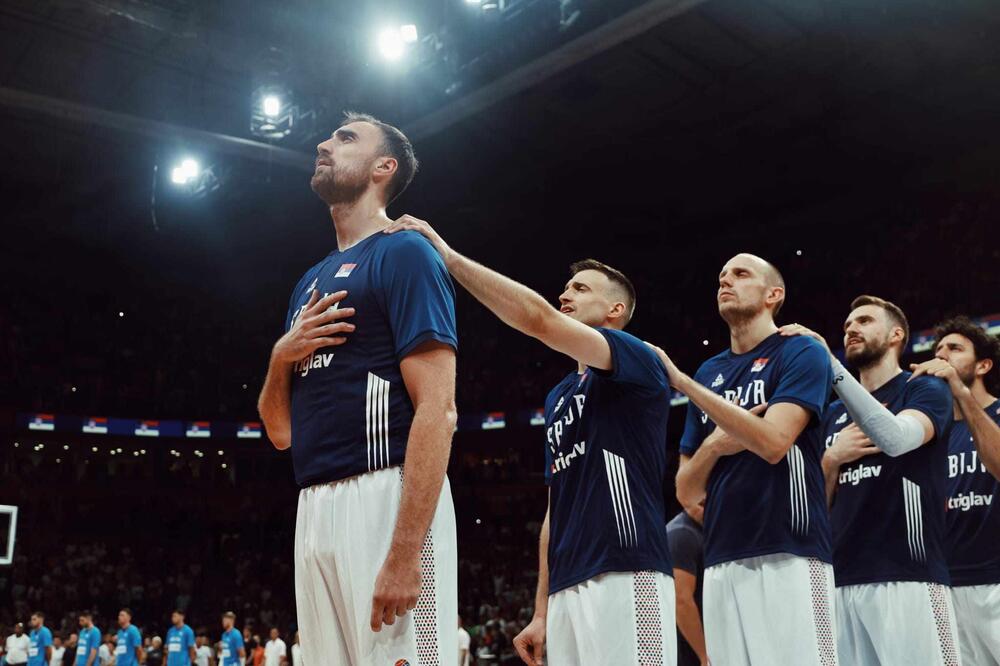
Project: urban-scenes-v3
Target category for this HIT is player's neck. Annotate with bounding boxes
[728,313,777,355]
[858,354,901,392]
[328,192,391,251]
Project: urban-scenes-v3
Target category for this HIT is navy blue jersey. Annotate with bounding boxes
[680,334,833,568]
[946,399,1000,586]
[285,230,457,487]
[823,372,953,586]
[543,328,673,594]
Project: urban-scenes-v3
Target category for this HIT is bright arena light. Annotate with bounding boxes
[377,28,406,60]
[400,24,418,43]
[262,95,281,118]
[172,158,200,185]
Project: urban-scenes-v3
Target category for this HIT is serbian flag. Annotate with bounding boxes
[482,412,506,430]
[82,417,108,434]
[29,413,55,431]
[186,421,211,438]
[135,420,160,437]
[529,408,546,426]
[237,421,262,439]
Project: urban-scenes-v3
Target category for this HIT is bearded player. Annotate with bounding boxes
[912,316,1000,664]
[782,296,958,665]
[258,112,458,665]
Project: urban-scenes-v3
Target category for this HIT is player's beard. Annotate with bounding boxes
[845,336,891,370]
[951,360,978,387]
[310,158,371,206]
[719,298,762,328]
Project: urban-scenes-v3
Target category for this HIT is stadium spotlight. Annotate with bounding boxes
[377,27,406,60]
[262,95,282,118]
[466,0,482,3]
[171,158,200,186]
[400,24,418,43]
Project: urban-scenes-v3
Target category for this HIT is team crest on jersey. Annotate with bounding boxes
[711,373,725,388]
[836,413,848,425]
[750,358,769,373]
[335,263,357,278]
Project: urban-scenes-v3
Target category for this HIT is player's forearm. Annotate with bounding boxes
[532,508,551,620]
[389,400,457,558]
[676,447,719,509]
[955,389,1000,479]
[676,375,789,463]
[675,597,708,662]
[821,452,840,507]
[445,252,556,341]
[258,351,293,449]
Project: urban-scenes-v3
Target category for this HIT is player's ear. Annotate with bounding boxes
[374,156,397,178]
[766,285,784,307]
[607,301,627,322]
[976,357,993,378]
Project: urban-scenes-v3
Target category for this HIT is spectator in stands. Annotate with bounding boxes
[59,634,76,666]
[458,617,471,666]
[96,635,113,666]
[194,635,213,666]
[262,629,285,666]
[5,622,30,666]
[48,636,64,666]
[289,633,301,666]
[146,636,164,666]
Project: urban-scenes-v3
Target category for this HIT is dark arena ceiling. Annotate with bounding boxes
[1,0,999,369]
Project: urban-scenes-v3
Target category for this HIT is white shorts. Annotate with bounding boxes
[294,466,457,666]
[951,584,1000,666]
[546,570,676,666]
[703,553,838,666]
[837,581,960,666]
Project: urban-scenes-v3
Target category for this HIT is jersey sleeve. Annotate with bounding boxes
[234,632,244,649]
[131,627,142,648]
[903,375,953,438]
[379,232,458,359]
[768,337,832,422]
[592,328,670,395]
[679,366,710,455]
[42,628,53,648]
[667,524,702,575]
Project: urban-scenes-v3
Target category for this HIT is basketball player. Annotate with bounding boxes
[651,253,837,666]
[781,295,959,665]
[257,113,458,665]
[217,613,243,666]
[165,610,196,666]
[912,316,1000,664]
[385,216,676,666]
[114,609,142,666]
[75,612,100,666]
[28,612,52,666]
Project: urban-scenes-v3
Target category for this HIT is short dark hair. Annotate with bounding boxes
[342,111,418,205]
[32,611,44,620]
[851,295,910,355]
[934,315,1000,393]
[120,608,132,617]
[761,259,786,317]
[222,611,236,620]
[172,609,184,616]
[569,259,637,325]
[80,611,93,619]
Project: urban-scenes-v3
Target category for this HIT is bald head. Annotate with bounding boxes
[718,253,787,322]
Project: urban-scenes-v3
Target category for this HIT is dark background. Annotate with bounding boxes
[1,0,998,661]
